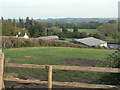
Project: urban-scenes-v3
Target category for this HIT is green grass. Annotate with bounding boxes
[4,47,115,87]
[5,67,104,83]
[67,29,102,34]
[4,47,114,65]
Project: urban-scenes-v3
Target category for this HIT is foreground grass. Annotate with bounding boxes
[4,47,114,65]
[3,47,115,88]
[5,67,104,83]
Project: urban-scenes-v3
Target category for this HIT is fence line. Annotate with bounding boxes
[4,78,116,89]
[1,55,119,89]
[6,63,120,73]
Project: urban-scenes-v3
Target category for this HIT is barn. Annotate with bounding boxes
[74,37,107,47]
[38,36,59,40]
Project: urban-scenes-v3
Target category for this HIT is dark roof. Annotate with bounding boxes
[18,34,24,37]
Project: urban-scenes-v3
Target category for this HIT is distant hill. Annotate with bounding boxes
[35,18,117,23]
[10,18,117,23]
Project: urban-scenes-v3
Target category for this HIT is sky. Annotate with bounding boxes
[0,0,120,19]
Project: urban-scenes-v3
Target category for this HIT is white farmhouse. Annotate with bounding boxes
[16,32,29,38]
[23,33,29,38]
[74,37,107,47]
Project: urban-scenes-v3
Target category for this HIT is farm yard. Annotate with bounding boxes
[3,47,116,88]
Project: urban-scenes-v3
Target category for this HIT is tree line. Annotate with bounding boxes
[1,17,119,40]
[2,17,46,37]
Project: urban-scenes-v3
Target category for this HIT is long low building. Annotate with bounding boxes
[38,36,59,40]
[74,37,107,47]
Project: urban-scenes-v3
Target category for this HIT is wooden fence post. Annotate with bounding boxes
[0,52,4,90]
[48,66,53,90]
[0,51,2,90]
[2,53,5,89]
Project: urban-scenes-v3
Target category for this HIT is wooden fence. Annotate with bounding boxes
[0,52,4,90]
[1,53,120,89]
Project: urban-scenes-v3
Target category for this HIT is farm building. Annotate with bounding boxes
[38,36,59,40]
[16,32,29,38]
[74,37,107,47]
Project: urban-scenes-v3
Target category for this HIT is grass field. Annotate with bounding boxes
[4,47,114,65]
[67,29,102,34]
[4,47,115,87]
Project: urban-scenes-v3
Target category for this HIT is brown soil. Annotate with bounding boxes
[59,58,107,67]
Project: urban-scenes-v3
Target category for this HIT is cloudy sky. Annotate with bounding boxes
[1,0,119,19]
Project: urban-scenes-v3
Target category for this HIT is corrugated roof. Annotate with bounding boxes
[74,37,107,46]
[38,36,59,39]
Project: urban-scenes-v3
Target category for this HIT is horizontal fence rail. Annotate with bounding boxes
[5,63,120,89]
[5,78,116,89]
[6,63,120,73]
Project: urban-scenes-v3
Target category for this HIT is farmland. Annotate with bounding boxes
[66,29,118,44]
[67,29,101,34]
[4,47,114,65]
[3,47,115,88]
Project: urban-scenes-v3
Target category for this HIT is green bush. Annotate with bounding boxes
[24,40,33,47]
[11,39,25,48]
[97,51,120,85]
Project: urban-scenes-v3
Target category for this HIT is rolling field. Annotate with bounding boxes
[4,47,114,65]
[4,47,115,87]
[67,29,102,34]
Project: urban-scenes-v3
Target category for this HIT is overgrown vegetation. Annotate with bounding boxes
[96,50,120,85]
[2,36,85,48]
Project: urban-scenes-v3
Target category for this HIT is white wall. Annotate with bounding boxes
[23,35,29,38]
[99,43,107,47]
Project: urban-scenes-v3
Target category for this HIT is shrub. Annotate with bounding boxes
[97,50,120,85]
[89,33,103,39]
[79,32,88,38]
[24,40,33,47]
[11,38,25,48]
[106,51,120,68]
